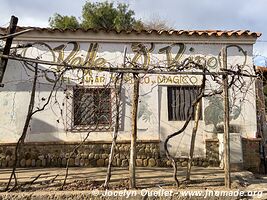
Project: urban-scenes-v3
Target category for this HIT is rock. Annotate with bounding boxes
[156,159,160,167]
[96,159,105,167]
[50,159,57,166]
[8,160,14,168]
[143,159,148,167]
[181,161,188,167]
[1,159,7,167]
[116,158,121,166]
[176,161,181,167]
[88,153,94,160]
[81,154,87,159]
[62,158,67,166]
[119,147,124,152]
[69,158,75,167]
[102,154,109,159]
[55,157,59,165]
[114,153,120,158]
[46,157,51,166]
[20,159,26,167]
[136,159,143,167]
[166,160,172,167]
[121,159,128,167]
[231,180,242,189]
[59,152,65,159]
[124,146,130,151]
[202,162,209,167]
[31,159,36,167]
[89,159,96,167]
[148,158,156,167]
[152,149,158,154]
[75,157,80,166]
[103,144,109,150]
[84,159,89,166]
[112,159,117,166]
[36,160,42,167]
[138,148,145,154]
[214,160,220,167]
[41,159,46,167]
[145,148,150,153]
[80,159,85,166]
[208,159,214,166]
[105,158,109,166]
[31,152,38,160]
[120,154,126,159]
[141,155,146,159]
[25,152,31,160]
[5,149,12,156]
[57,158,62,166]
[38,155,45,160]
[6,155,11,162]
[94,154,100,159]
[156,152,160,159]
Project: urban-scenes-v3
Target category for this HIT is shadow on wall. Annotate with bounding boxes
[29,118,58,134]
[25,118,64,142]
[159,126,174,155]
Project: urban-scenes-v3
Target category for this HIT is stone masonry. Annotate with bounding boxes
[242,138,261,173]
[205,139,220,167]
[0,140,220,168]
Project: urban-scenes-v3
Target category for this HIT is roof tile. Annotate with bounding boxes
[0,26,262,38]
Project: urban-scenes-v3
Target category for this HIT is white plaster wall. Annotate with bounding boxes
[159,85,207,157]
[0,40,258,159]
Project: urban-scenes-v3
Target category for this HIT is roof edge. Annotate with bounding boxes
[0,26,262,38]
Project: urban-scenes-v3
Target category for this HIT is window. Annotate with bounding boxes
[167,86,202,121]
[72,87,112,130]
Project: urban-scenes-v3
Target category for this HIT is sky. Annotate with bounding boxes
[1,0,267,65]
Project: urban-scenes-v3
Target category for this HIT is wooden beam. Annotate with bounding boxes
[0,28,33,40]
[104,47,127,188]
[129,73,140,189]
[186,101,201,180]
[223,47,231,188]
[0,16,18,86]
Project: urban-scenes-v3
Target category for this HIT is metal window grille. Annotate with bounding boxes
[167,86,202,121]
[66,87,114,131]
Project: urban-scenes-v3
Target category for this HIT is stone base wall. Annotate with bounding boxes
[0,140,219,168]
[163,157,219,168]
[242,138,261,173]
[205,139,220,167]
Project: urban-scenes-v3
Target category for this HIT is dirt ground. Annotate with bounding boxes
[0,167,266,199]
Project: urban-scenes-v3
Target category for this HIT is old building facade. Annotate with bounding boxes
[0,28,262,170]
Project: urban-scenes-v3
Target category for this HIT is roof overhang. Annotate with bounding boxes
[0,27,261,45]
